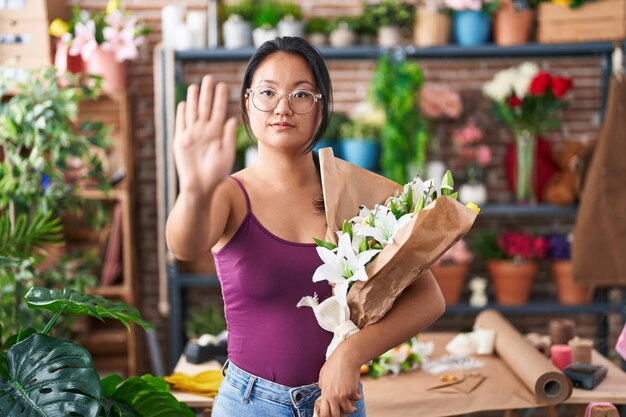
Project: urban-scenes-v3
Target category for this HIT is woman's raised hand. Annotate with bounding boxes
[173,75,238,196]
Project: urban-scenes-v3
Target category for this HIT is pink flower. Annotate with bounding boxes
[101,12,145,62]
[452,122,482,147]
[68,20,97,60]
[476,145,492,166]
[419,84,463,120]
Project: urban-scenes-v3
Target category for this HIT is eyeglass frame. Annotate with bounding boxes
[245,87,323,115]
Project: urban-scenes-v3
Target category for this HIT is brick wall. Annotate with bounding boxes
[69,0,620,372]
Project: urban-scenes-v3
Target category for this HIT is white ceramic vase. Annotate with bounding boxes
[253,27,279,48]
[223,15,253,49]
[459,182,488,205]
[278,16,304,38]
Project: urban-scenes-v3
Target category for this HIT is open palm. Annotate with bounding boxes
[173,75,237,196]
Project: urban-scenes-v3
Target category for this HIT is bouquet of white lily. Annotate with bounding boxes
[362,337,434,379]
[298,148,478,359]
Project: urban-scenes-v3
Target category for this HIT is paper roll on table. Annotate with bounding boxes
[475,310,573,405]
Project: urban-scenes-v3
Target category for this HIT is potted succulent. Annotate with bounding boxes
[494,0,535,46]
[252,1,283,48]
[451,121,492,205]
[305,16,331,47]
[473,230,548,305]
[314,112,349,158]
[431,239,473,305]
[444,0,499,46]
[545,232,594,305]
[362,0,416,47]
[339,101,384,171]
[328,16,358,48]
[222,0,255,49]
[277,2,304,38]
[414,0,451,47]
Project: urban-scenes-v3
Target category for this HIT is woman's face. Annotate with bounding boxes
[246,52,322,153]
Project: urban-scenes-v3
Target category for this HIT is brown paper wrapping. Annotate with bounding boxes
[319,148,477,329]
[475,310,573,405]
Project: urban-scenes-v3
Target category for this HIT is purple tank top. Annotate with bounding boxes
[212,177,333,387]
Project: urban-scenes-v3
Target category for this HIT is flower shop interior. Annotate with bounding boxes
[1,0,626,416]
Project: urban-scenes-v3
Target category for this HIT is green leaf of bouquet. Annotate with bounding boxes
[441,170,453,196]
[389,199,399,217]
[413,196,425,214]
[449,192,458,200]
[313,237,337,251]
[359,238,369,253]
[404,187,413,213]
[342,220,353,239]
[25,287,152,332]
[0,333,101,417]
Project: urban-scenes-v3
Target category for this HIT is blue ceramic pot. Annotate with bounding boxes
[340,139,380,171]
[314,139,342,158]
[453,10,491,46]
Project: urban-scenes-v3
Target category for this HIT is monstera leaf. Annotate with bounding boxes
[98,374,195,417]
[0,333,101,417]
[0,327,38,380]
[25,287,152,331]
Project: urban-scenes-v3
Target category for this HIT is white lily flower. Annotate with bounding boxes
[349,205,373,225]
[411,340,434,359]
[381,344,411,375]
[312,233,380,307]
[356,206,412,247]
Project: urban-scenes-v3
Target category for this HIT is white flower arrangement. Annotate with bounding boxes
[482,62,540,102]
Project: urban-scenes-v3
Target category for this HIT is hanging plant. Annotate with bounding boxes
[371,54,427,183]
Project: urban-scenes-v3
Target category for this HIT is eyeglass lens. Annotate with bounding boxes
[251,88,317,114]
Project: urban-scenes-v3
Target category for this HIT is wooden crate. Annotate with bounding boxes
[0,0,67,68]
[538,0,626,43]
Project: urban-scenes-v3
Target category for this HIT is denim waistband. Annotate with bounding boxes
[222,360,321,408]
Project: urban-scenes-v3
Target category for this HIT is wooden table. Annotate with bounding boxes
[171,333,626,416]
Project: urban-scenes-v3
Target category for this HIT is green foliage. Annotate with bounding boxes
[328,15,358,32]
[185,302,227,338]
[362,0,415,32]
[0,211,63,267]
[223,0,256,22]
[280,2,303,20]
[340,119,381,141]
[322,112,350,141]
[254,1,285,28]
[471,231,506,260]
[305,16,331,34]
[371,54,426,183]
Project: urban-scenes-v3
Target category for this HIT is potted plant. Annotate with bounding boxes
[362,0,416,47]
[431,239,473,304]
[545,232,594,304]
[252,1,283,48]
[314,112,349,158]
[451,121,492,205]
[277,2,304,38]
[49,2,150,92]
[353,9,378,45]
[444,0,499,46]
[414,0,452,47]
[305,16,331,47]
[494,0,535,46]
[222,0,255,49]
[328,16,358,48]
[339,101,384,171]
[473,230,548,305]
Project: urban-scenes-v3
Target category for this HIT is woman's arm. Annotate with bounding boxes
[317,270,445,417]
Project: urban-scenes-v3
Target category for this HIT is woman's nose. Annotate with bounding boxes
[273,94,293,115]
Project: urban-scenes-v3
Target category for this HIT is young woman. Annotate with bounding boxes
[166,37,445,417]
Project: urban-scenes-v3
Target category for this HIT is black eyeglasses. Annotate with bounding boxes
[246,87,322,114]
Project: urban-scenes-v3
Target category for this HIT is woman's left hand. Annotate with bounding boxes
[317,349,362,417]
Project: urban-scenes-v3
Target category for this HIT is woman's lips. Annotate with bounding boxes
[271,122,294,130]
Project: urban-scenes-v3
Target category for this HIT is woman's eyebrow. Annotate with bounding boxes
[257,79,316,88]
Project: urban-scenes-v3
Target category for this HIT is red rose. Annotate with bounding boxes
[530,72,551,96]
[551,76,573,98]
[508,95,522,108]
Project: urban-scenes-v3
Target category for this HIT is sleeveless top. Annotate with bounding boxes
[212,176,333,387]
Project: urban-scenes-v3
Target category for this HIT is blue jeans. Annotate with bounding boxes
[212,360,366,417]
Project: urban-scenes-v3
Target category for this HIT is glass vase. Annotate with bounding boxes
[515,129,536,203]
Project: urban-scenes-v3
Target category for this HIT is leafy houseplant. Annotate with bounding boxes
[252,1,285,47]
[545,232,594,304]
[0,67,112,337]
[362,0,416,46]
[305,16,331,46]
[473,230,548,305]
[223,0,255,49]
[315,112,349,157]
[185,302,228,339]
[371,54,427,183]
[340,101,384,171]
[444,0,500,46]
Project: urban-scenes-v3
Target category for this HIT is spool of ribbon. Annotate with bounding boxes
[549,319,575,345]
[568,337,594,364]
[550,344,573,371]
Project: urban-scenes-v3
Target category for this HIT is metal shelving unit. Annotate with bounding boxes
[155,41,625,370]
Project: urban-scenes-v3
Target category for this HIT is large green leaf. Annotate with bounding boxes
[25,287,152,332]
[0,333,101,417]
[99,375,195,417]
[0,211,63,267]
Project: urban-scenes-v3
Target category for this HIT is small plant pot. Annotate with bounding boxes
[494,7,534,46]
[431,263,470,305]
[377,26,403,47]
[414,8,451,47]
[552,260,594,304]
[340,139,380,171]
[453,11,492,46]
[487,260,537,305]
[307,32,328,47]
[84,47,126,93]
[223,16,253,49]
[459,182,488,205]
[329,24,356,48]
[253,27,279,48]
[278,16,304,38]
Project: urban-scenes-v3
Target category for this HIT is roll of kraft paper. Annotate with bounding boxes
[475,310,573,405]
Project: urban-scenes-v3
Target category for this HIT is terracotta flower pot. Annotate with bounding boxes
[85,47,127,93]
[552,260,594,304]
[413,8,451,47]
[431,263,470,305]
[487,260,537,305]
[494,6,534,46]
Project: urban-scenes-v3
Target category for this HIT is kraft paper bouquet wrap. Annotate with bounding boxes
[298,148,479,360]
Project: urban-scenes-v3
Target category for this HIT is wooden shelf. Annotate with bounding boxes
[88,285,127,298]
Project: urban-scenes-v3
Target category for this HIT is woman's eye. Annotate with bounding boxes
[292,91,309,99]
[259,89,275,97]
